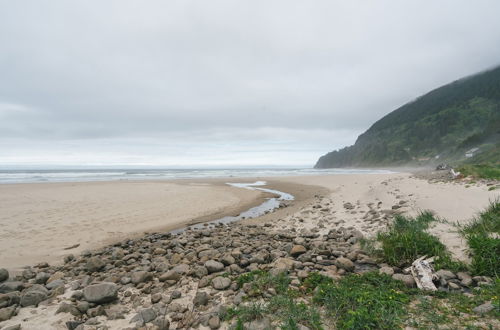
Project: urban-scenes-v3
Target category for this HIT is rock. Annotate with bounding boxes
[131,271,152,285]
[205,260,225,273]
[47,271,65,284]
[151,293,162,304]
[244,317,272,330]
[0,281,23,294]
[171,264,190,274]
[56,302,81,316]
[457,272,473,286]
[22,268,36,280]
[0,292,20,309]
[153,316,170,330]
[343,202,354,210]
[473,302,495,314]
[335,257,355,272]
[104,305,127,320]
[86,257,105,272]
[436,269,456,281]
[46,279,65,290]
[212,276,231,290]
[193,266,209,278]
[159,270,181,282]
[20,284,49,307]
[132,308,157,324]
[392,274,416,288]
[270,258,295,275]
[0,306,16,322]
[290,245,307,257]
[82,282,118,304]
[65,321,84,330]
[193,291,209,306]
[448,282,461,290]
[0,269,8,282]
[76,301,90,313]
[221,254,236,266]
[35,272,50,284]
[208,315,221,329]
[379,266,394,276]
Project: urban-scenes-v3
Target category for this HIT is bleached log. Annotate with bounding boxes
[450,169,461,179]
[405,256,438,291]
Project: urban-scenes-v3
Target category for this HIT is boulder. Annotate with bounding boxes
[392,274,416,288]
[212,276,231,290]
[193,291,209,306]
[335,257,355,272]
[20,285,49,307]
[0,306,16,322]
[473,302,494,314]
[205,260,225,273]
[436,269,456,281]
[0,281,23,294]
[82,282,118,304]
[290,245,307,257]
[86,257,105,272]
[131,271,152,285]
[159,270,181,282]
[0,269,8,282]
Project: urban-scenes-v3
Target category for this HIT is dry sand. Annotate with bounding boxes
[0,180,265,272]
[270,172,499,261]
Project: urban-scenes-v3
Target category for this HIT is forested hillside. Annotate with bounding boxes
[315,66,500,168]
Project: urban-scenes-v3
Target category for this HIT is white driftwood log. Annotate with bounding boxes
[404,256,438,291]
[450,169,461,179]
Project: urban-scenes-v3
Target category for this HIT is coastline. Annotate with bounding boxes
[2,172,498,273]
[0,172,499,329]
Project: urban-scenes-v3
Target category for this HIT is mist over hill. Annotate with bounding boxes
[315,66,500,168]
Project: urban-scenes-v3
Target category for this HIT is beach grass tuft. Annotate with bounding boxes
[375,212,463,271]
[460,200,500,277]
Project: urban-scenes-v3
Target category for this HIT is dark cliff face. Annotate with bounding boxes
[315,66,500,168]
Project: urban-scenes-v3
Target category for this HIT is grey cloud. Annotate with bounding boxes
[1,0,500,165]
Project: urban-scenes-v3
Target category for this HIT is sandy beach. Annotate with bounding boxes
[1,172,498,273]
[0,180,268,272]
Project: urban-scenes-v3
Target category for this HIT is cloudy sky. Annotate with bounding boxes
[1,0,500,167]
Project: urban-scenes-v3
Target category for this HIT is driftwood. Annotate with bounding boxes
[450,169,461,179]
[404,256,438,291]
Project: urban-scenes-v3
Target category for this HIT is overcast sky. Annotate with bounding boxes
[1,0,500,167]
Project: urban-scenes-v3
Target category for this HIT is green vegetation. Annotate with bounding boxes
[224,204,499,329]
[460,201,500,277]
[374,212,464,271]
[227,271,322,329]
[315,66,500,168]
[458,163,500,180]
[408,279,500,328]
[313,272,411,329]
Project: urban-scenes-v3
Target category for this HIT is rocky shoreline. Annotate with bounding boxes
[0,193,495,330]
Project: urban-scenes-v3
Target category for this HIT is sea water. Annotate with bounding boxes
[0,168,394,184]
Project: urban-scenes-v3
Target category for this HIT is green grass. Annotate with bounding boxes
[227,271,323,329]
[460,201,500,277]
[375,212,463,271]
[458,164,500,180]
[313,272,412,329]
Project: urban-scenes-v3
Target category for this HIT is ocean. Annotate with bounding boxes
[0,168,394,184]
